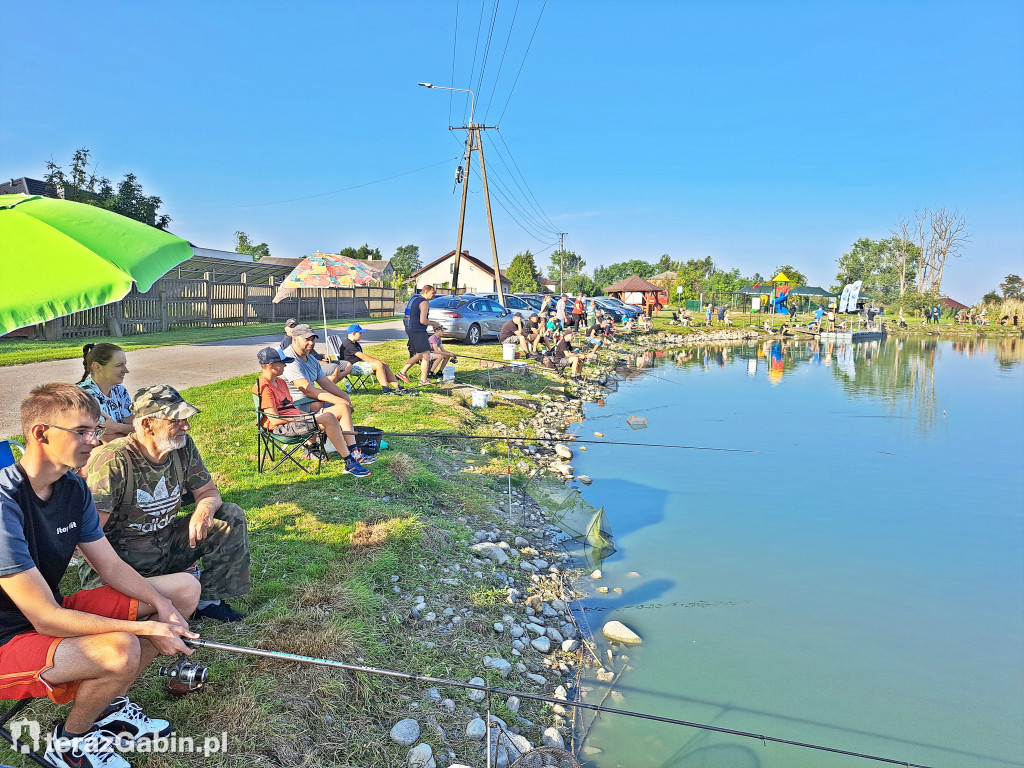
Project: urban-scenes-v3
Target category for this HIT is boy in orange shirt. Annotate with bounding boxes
[254,347,370,477]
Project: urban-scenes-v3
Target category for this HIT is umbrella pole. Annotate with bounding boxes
[321,291,331,360]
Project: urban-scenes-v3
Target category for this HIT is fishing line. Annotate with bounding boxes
[184,638,942,768]
[377,431,759,454]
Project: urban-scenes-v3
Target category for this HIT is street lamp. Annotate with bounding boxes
[417,82,476,126]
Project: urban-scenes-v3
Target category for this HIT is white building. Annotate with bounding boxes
[411,250,511,294]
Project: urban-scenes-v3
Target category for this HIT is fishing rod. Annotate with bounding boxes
[175,638,941,768]
[378,431,760,454]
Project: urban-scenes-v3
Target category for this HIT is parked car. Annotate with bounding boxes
[427,296,523,344]
[598,297,642,318]
[459,292,540,314]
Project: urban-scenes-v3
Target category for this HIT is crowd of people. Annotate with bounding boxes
[0,285,638,767]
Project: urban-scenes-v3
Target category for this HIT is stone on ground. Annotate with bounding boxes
[602,620,642,645]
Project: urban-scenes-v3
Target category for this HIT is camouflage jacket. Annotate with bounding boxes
[86,434,212,547]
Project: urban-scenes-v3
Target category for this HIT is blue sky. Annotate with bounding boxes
[4,1,1022,301]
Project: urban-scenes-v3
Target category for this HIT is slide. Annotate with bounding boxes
[772,295,790,314]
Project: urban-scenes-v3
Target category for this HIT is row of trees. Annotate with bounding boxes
[44,149,170,229]
[834,208,969,311]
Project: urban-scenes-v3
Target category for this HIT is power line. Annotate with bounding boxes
[463,0,488,125]
[480,0,521,125]
[177,156,460,210]
[492,130,559,231]
[466,161,558,242]
[473,0,503,117]
[448,0,460,126]
[495,0,547,125]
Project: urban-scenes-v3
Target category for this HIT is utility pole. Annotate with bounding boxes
[557,233,567,295]
[418,84,504,305]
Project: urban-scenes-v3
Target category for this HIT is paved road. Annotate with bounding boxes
[0,320,408,438]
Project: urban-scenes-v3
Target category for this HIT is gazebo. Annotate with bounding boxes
[604,275,665,316]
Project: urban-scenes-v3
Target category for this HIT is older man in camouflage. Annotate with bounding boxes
[82,385,250,622]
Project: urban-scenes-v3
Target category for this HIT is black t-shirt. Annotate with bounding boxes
[553,339,575,360]
[340,337,364,364]
[587,323,601,337]
[499,318,522,343]
[407,295,428,333]
[0,465,104,646]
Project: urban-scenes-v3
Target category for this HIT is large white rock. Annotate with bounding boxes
[406,742,435,768]
[484,655,513,678]
[542,726,566,749]
[390,718,420,747]
[470,542,509,565]
[602,620,642,645]
[467,677,487,702]
[554,443,574,460]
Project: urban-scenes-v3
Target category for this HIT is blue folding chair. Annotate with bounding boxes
[0,439,23,469]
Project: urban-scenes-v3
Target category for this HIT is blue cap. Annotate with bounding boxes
[257,346,294,365]
[347,324,365,334]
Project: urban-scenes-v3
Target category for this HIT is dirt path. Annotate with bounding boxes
[0,320,408,438]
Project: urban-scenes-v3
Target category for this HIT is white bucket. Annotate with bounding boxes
[502,343,517,361]
[471,390,491,408]
[443,364,456,383]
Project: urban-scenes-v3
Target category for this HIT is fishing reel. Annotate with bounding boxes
[159,654,208,694]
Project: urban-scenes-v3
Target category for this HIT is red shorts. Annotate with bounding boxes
[0,586,138,704]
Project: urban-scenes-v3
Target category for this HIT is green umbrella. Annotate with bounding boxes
[0,194,193,335]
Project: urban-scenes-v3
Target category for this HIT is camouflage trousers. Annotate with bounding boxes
[79,502,250,602]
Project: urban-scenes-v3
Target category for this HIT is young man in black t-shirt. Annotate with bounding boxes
[552,330,584,378]
[340,325,411,394]
[0,383,199,768]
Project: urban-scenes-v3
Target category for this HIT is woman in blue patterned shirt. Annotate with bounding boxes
[77,343,134,441]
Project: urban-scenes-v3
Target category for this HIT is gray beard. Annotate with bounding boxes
[155,432,187,452]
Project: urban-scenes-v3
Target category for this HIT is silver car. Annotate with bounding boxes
[427,296,520,345]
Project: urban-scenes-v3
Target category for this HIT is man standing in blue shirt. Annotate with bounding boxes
[0,383,199,768]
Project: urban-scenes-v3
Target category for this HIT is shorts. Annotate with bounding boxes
[407,331,430,355]
[272,415,318,437]
[501,334,523,345]
[0,586,138,704]
[587,337,602,345]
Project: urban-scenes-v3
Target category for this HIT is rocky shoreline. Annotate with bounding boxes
[379,328,757,768]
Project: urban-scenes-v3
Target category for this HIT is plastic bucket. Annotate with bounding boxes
[502,343,516,361]
[443,364,456,382]
[354,426,384,455]
[471,390,491,408]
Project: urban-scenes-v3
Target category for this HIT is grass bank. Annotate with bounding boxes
[0,317,399,368]
[6,339,587,768]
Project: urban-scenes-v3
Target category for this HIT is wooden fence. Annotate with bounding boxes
[40,277,396,340]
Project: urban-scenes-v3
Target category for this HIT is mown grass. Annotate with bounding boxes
[6,339,571,767]
[0,316,399,367]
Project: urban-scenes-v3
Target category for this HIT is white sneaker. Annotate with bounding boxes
[93,696,172,743]
[43,725,130,768]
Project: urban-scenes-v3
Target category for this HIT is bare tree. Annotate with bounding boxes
[890,217,915,300]
[927,207,968,294]
[911,207,968,296]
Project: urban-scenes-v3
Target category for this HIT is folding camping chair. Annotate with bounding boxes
[326,335,375,393]
[0,439,23,469]
[253,392,325,475]
[0,441,52,766]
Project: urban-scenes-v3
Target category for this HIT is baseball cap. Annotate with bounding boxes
[290,323,318,339]
[132,384,201,420]
[257,347,294,365]
[347,324,366,334]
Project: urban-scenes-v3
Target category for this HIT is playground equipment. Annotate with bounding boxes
[771,272,791,315]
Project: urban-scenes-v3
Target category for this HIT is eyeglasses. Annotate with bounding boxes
[43,424,106,440]
[148,416,191,427]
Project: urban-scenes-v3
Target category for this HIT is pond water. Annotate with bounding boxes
[568,336,1023,768]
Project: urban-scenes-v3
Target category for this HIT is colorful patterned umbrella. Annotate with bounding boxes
[0,194,193,335]
[272,252,378,302]
[272,252,382,350]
